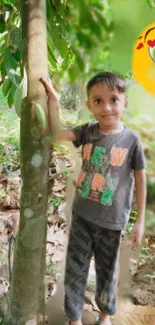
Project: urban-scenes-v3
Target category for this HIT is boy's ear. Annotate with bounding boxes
[86,100,91,110]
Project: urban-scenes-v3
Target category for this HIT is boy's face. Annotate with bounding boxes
[86,82,127,129]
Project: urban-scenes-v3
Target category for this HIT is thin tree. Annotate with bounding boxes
[10,1,50,324]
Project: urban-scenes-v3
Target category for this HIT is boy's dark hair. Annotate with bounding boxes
[86,71,127,95]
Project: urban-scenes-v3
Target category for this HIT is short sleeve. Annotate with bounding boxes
[131,137,146,170]
[70,123,89,148]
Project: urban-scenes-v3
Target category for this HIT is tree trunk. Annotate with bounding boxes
[10,1,50,324]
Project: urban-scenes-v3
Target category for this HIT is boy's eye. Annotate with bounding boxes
[111,97,118,103]
[94,98,102,104]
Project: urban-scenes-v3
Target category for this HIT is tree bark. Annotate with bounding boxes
[10,1,49,324]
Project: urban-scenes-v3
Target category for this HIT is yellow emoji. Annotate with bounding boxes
[132,22,155,95]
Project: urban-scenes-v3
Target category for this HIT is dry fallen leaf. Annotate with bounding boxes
[48,205,55,216]
[0,174,8,188]
[12,211,20,236]
[85,291,99,312]
[0,223,5,234]
[46,243,57,264]
[0,264,9,281]
[2,195,19,209]
[0,234,8,245]
[51,248,64,264]
[2,195,11,208]
[48,213,65,226]
[55,158,66,173]
[53,179,66,193]
[58,202,66,221]
[0,278,9,295]
[47,227,66,245]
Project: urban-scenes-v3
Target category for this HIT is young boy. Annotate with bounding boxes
[41,72,146,325]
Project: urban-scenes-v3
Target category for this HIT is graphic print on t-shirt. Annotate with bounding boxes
[76,143,128,206]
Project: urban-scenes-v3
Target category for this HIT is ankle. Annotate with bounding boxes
[99,312,111,324]
[99,311,110,320]
[70,321,83,325]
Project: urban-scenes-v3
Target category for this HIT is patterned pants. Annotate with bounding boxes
[64,212,121,321]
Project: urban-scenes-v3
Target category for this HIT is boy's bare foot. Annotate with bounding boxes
[99,312,112,325]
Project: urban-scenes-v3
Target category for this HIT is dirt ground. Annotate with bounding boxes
[132,233,155,306]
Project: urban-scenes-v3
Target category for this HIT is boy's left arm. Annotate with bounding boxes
[130,169,146,248]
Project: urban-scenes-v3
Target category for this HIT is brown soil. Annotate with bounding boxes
[113,300,155,325]
[132,233,155,306]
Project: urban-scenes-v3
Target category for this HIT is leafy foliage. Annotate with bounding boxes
[0,0,21,107]
[0,0,113,107]
[1,0,155,179]
[0,104,20,172]
[146,0,155,8]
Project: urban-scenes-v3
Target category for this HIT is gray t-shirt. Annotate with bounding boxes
[71,122,146,231]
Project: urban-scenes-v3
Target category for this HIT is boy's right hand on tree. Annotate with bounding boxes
[41,77,60,112]
[40,77,60,133]
[40,76,76,141]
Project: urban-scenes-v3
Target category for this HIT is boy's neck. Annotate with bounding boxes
[99,121,124,135]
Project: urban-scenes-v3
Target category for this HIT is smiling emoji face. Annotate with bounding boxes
[132,22,155,95]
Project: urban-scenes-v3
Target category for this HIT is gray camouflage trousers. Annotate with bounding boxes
[64,212,121,321]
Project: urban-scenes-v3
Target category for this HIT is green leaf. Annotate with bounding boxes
[3,48,19,74]
[90,0,104,9]
[61,50,74,71]
[47,15,68,58]
[144,274,155,278]
[48,54,57,71]
[8,69,20,86]
[72,48,85,71]
[12,48,21,62]
[7,83,16,108]
[1,0,17,5]
[2,47,21,85]
[1,3,13,11]
[10,27,22,50]
[76,31,95,49]
[0,59,6,79]
[94,8,109,31]
[47,37,58,69]
[68,65,78,82]
[78,2,102,37]
[2,78,12,96]
[0,14,6,34]
[14,81,24,117]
